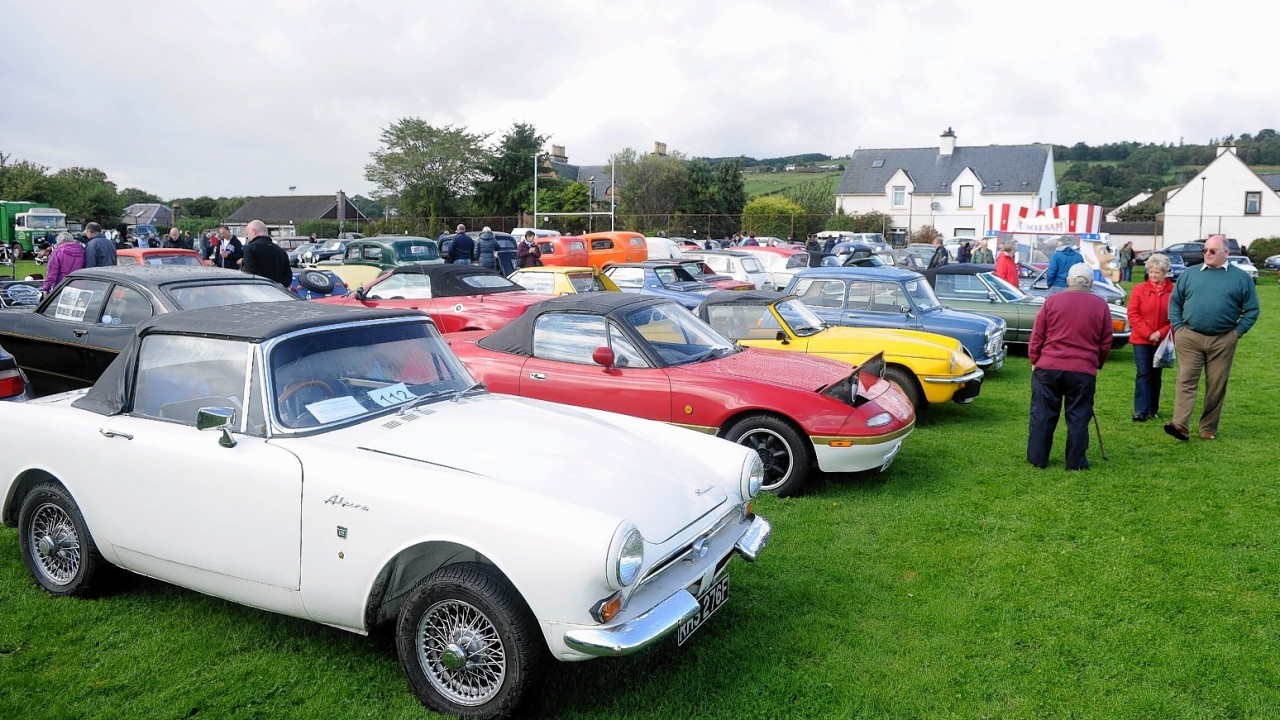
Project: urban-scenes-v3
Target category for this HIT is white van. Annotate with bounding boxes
[511,228,559,239]
[645,236,683,260]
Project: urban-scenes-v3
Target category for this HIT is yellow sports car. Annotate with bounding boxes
[696,290,984,411]
[508,265,621,295]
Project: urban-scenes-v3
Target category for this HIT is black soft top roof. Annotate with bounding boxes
[477,293,673,356]
[386,263,520,295]
[72,303,424,416]
[69,264,270,286]
[921,262,997,282]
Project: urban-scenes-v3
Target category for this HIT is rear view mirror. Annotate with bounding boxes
[592,346,616,370]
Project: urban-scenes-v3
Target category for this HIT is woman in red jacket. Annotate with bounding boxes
[994,239,1019,288]
[1126,252,1173,421]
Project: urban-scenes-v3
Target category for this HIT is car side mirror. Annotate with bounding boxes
[355,286,367,301]
[900,305,912,314]
[775,330,790,345]
[988,291,999,302]
[592,346,616,370]
[197,407,237,448]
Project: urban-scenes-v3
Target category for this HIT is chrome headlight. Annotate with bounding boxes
[607,524,645,589]
[742,454,764,499]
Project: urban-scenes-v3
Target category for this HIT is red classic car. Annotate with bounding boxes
[447,293,916,496]
[116,248,209,267]
[315,264,556,333]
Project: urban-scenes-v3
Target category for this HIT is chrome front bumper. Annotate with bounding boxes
[562,515,771,657]
[921,368,984,385]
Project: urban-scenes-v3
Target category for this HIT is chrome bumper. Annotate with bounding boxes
[562,515,771,657]
[921,368,984,385]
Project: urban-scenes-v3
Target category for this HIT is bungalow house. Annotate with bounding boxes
[834,128,1057,244]
[223,192,369,237]
[122,203,174,227]
[1161,142,1280,245]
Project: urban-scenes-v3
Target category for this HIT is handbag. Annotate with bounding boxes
[1153,332,1176,369]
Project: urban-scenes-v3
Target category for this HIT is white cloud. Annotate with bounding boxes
[2,0,1274,200]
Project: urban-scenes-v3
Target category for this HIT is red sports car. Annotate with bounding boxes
[315,264,556,332]
[447,293,916,496]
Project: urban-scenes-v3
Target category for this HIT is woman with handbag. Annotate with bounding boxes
[1126,253,1174,421]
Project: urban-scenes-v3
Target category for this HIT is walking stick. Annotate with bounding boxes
[1092,411,1108,461]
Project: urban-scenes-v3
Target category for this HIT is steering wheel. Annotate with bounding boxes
[278,379,337,426]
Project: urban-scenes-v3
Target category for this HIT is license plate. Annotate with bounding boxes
[677,575,729,645]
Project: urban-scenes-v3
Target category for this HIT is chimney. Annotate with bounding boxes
[1217,141,1237,157]
[336,189,346,234]
[940,127,956,156]
[550,145,567,163]
[653,141,667,156]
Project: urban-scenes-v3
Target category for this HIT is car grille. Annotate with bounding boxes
[634,506,745,591]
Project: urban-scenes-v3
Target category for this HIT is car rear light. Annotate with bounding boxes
[0,368,25,399]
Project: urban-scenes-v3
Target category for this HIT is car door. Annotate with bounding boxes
[788,277,850,327]
[4,277,115,393]
[517,312,671,421]
[855,280,920,331]
[91,335,303,591]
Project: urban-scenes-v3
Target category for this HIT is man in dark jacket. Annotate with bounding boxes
[927,237,950,269]
[517,230,542,267]
[241,220,293,288]
[449,224,475,264]
[82,223,117,268]
[1043,236,1084,290]
[212,225,243,269]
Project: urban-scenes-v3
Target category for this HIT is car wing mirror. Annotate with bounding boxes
[987,291,999,302]
[355,286,367,301]
[592,346,616,370]
[197,407,237,448]
[775,330,790,345]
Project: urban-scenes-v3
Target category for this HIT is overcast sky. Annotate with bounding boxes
[3,0,1273,201]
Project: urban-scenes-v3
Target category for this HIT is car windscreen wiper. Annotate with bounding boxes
[452,381,486,402]
[398,389,454,415]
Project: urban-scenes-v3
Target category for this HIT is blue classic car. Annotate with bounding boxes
[603,262,718,309]
[784,266,1007,370]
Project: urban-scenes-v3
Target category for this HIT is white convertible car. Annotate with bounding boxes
[0,302,771,720]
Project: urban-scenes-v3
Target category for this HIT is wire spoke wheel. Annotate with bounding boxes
[417,599,507,707]
[29,502,81,586]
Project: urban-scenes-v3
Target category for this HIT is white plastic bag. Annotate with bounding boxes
[1153,332,1176,369]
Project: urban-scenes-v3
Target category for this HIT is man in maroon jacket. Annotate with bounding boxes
[1027,263,1114,470]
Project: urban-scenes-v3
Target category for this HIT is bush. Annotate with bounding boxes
[1247,236,1280,267]
[741,196,805,238]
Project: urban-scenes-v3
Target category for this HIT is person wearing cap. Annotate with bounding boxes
[1164,234,1260,442]
[1027,262,1114,470]
[1043,236,1084,291]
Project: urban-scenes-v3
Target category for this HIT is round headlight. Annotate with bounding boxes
[614,527,644,588]
[743,454,764,499]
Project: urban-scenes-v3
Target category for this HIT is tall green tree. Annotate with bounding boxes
[184,196,219,218]
[613,147,690,223]
[783,177,837,239]
[0,152,52,201]
[710,158,746,236]
[679,158,715,214]
[741,195,805,238]
[473,123,547,216]
[364,118,490,227]
[118,187,163,206]
[47,167,121,225]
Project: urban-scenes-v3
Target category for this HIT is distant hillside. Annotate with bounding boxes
[706,153,841,172]
[743,170,843,199]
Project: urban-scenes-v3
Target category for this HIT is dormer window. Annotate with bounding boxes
[872,159,885,168]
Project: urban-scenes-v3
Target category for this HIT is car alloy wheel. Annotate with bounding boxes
[725,414,813,497]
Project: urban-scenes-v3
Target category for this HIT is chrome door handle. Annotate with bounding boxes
[529,372,547,381]
[73,329,89,337]
[99,428,133,440]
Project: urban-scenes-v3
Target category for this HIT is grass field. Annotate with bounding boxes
[2,275,1278,718]
[744,170,843,199]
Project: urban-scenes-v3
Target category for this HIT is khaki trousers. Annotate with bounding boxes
[1172,328,1239,434]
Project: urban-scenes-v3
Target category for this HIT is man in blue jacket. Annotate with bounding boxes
[1043,236,1084,290]
[448,224,475,264]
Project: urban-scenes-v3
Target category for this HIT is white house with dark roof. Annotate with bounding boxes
[1161,142,1280,244]
[834,128,1056,242]
[545,144,613,204]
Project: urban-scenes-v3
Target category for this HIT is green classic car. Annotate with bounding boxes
[922,263,1130,348]
[319,236,443,288]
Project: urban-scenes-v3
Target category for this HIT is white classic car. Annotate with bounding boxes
[0,303,771,720]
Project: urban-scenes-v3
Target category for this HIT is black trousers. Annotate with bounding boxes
[1027,369,1096,470]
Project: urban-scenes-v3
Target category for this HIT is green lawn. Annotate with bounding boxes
[744,170,843,199]
[2,281,1278,718]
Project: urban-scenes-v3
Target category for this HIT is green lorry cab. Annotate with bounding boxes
[1,201,68,259]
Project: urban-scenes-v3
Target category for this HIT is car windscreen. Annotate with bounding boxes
[624,302,735,366]
[905,278,942,311]
[457,274,524,294]
[983,272,1028,301]
[167,282,297,309]
[270,321,475,429]
[740,257,764,273]
[775,298,827,336]
[567,272,608,292]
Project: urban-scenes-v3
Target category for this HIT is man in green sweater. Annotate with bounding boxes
[1165,234,1260,441]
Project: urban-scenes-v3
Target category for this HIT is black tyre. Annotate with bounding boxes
[725,414,813,497]
[883,366,925,412]
[298,270,335,294]
[396,563,544,720]
[9,242,23,261]
[18,482,107,597]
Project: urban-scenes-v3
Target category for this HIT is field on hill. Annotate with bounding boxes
[1,273,1278,718]
[743,170,843,198]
